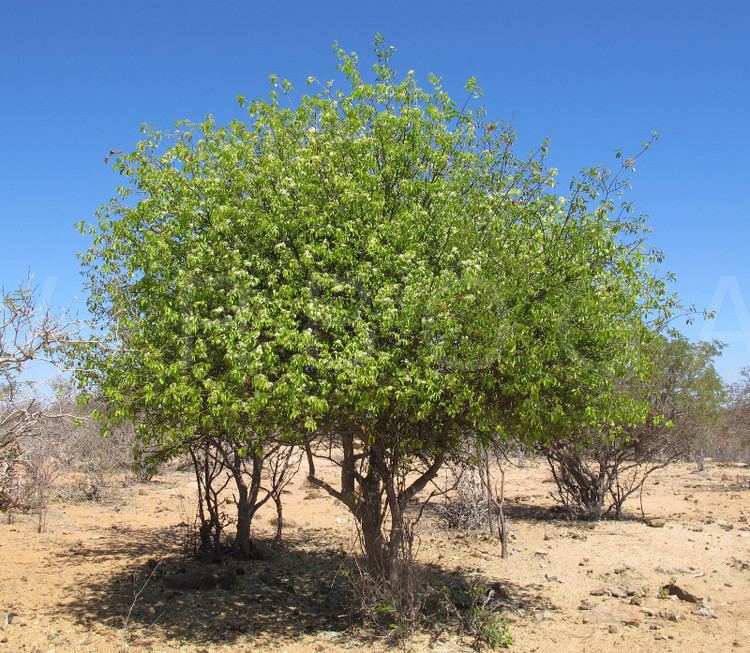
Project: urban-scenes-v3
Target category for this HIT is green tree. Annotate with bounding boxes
[544,332,725,519]
[76,37,675,579]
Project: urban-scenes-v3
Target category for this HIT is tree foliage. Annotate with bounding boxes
[76,37,678,576]
[545,332,725,519]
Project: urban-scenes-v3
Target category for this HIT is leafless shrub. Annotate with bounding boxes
[434,444,511,558]
[434,462,488,531]
[20,429,64,533]
[0,438,26,518]
[1,281,83,527]
[709,369,750,463]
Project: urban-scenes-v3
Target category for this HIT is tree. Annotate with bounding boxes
[714,368,750,463]
[544,332,725,520]
[1,280,78,514]
[76,37,675,584]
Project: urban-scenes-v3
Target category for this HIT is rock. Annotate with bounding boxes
[646,518,666,528]
[661,582,702,604]
[608,625,619,634]
[693,606,717,618]
[658,610,678,622]
[590,588,608,596]
[579,600,595,610]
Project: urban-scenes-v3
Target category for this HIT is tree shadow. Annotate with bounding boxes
[502,499,570,522]
[53,525,552,646]
[500,496,652,524]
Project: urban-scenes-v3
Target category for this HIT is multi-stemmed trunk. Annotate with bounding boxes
[190,435,268,559]
[308,431,446,587]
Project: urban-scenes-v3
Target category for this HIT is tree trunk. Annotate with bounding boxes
[356,462,387,577]
[304,442,316,480]
[231,450,264,558]
[497,466,509,559]
[481,450,497,537]
[234,482,254,557]
[273,494,283,545]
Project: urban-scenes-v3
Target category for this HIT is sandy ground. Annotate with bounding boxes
[1,459,749,653]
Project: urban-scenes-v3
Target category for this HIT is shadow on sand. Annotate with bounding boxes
[54,525,551,646]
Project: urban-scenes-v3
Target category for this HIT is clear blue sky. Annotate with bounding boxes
[1,0,748,382]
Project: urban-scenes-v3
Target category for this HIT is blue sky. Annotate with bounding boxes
[1,0,748,382]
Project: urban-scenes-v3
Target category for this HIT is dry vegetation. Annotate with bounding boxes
[0,457,749,653]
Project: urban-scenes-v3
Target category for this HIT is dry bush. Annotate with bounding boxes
[37,392,142,503]
[1,281,79,518]
[3,393,140,528]
[434,445,511,558]
[434,462,489,532]
[20,428,64,532]
[1,398,75,530]
[709,369,750,463]
[0,447,27,520]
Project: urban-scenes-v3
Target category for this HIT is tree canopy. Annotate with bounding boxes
[76,37,678,575]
